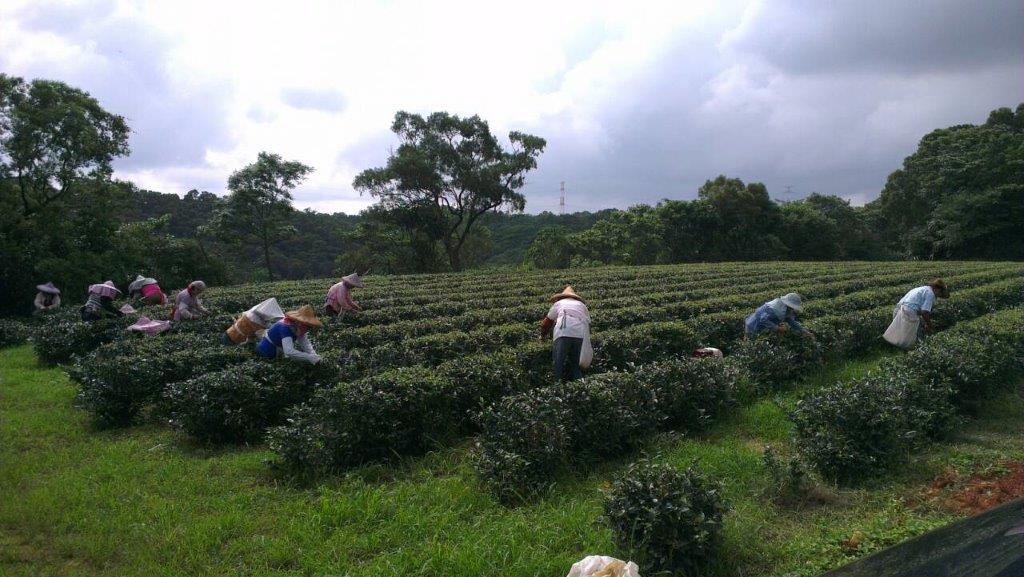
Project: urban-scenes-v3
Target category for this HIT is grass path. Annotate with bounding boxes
[2,345,1023,577]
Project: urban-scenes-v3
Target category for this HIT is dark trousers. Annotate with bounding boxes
[553,336,584,382]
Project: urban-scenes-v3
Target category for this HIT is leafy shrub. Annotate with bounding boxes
[34,316,133,365]
[437,351,527,434]
[792,307,1024,482]
[593,321,698,370]
[734,331,822,393]
[269,367,458,472]
[166,360,340,443]
[762,446,814,504]
[0,318,31,348]
[634,357,739,431]
[71,335,251,427]
[603,459,729,575]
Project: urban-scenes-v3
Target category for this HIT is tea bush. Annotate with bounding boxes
[34,316,133,365]
[0,318,31,348]
[269,367,459,471]
[166,359,340,443]
[603,459,729,575]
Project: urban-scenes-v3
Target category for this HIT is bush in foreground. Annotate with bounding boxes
[603,459,729,576]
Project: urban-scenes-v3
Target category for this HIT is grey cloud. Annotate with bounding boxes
[4,1,235,171]
[726,0,1024,75]
[282,87,347,112]
[519,7,1023,213]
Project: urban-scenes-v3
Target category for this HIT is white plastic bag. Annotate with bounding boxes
[580,331,594,369]
[566,555,640,577]
[883,305,920,349]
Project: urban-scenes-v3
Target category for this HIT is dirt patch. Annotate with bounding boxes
[926,461,1024,515]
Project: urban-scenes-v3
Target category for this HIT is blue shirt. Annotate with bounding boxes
[898,286,935,313]
[745,299,804,336]
[256,321,296,358]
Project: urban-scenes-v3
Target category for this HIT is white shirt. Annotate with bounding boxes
[546,298,591,340]
[898,286,936,313]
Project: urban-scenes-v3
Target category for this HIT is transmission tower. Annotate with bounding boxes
[559,181,566,215]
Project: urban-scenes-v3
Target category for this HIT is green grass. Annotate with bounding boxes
[3,345,1024,577]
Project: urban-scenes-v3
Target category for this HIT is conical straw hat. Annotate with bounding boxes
[285,304,322,327]
[550,285,584,303]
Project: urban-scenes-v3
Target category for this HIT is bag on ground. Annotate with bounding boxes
[566,555,640,577]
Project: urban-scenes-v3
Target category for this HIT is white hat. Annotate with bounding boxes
[780,292,803,312]
[342,272,363,288]
[189,280,207,292]
[36,281,60,295]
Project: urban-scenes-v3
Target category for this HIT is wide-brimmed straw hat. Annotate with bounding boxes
[342,272,364,288]
[189,280,207,292]
[285,304,322,328]
[780,292,804,312]
[550,285,584,303]
[89,280,121,297]
[36,281,60,295]
[929,278,950,298]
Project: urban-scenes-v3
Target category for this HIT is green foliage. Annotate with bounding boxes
[870,102,1024,259]
[166,360,340,444]
[353,111,545,271]
[525,226,573,269]
[603,459,729,575]
[0,317,31,347]
[734,332,823,393]
[762,446,813,503]
[204,152,313,281]
[269,367,460,472]
[792,308,1024,483]
[33,315,132,365]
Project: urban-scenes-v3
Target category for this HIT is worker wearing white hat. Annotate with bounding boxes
[745,292,810,338]
[324,272,363,317]
[33,282,61,314]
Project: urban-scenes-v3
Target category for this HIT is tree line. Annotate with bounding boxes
[1,71,1021,315]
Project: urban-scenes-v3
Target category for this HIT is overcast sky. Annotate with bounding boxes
[2,0,1021,214]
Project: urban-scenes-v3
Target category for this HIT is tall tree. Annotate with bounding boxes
[354,111,545,271]
[870,103,1024,258]
[205,152,312,280]
[0,74,129,217]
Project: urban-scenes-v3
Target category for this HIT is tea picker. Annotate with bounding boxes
[81,281,126,322]
[171,280,210,321]
[744,292,814,339]
[883,279,949,349]
[256,305,323,364]
[324,272,364,318]
[128,274,168,305]
[540,286,593,382]
[33,282,61,314]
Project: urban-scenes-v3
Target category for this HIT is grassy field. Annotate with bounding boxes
[3,343,1023,577]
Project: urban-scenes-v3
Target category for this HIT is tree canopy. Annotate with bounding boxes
[354,111,545,270]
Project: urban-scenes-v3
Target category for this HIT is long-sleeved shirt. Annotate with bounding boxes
[544,299,591,340]
[256,321,320,363]
[172,288,207,320]
[897,286,936,313]
[745,298,804,336]
[325,281,358,312]
[34,292,60,311]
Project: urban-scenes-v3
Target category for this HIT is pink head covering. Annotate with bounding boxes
[88,280,121,298]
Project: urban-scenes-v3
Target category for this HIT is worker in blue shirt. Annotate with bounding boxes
[745,292,812,338]
[256,305,323,364]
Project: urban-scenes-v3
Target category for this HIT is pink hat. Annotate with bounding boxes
[88,280,121,298]
[36,281,60,295]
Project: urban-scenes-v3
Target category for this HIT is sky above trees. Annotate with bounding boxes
[1,0,1020,214]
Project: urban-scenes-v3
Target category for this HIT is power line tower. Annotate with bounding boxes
[559,181,566,215]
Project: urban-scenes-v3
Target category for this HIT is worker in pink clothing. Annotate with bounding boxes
[128,275,168,306]
[171,280,209,321]
[324,272,363,317]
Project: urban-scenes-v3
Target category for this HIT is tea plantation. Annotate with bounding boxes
[3,261,1024,576]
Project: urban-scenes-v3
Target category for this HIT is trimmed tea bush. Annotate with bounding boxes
[603,459,729,575]
[733,331,822,393]
[34,316,132,365]
[166,360,340,443]
[0,318,31,348]
[269,367,459,472]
